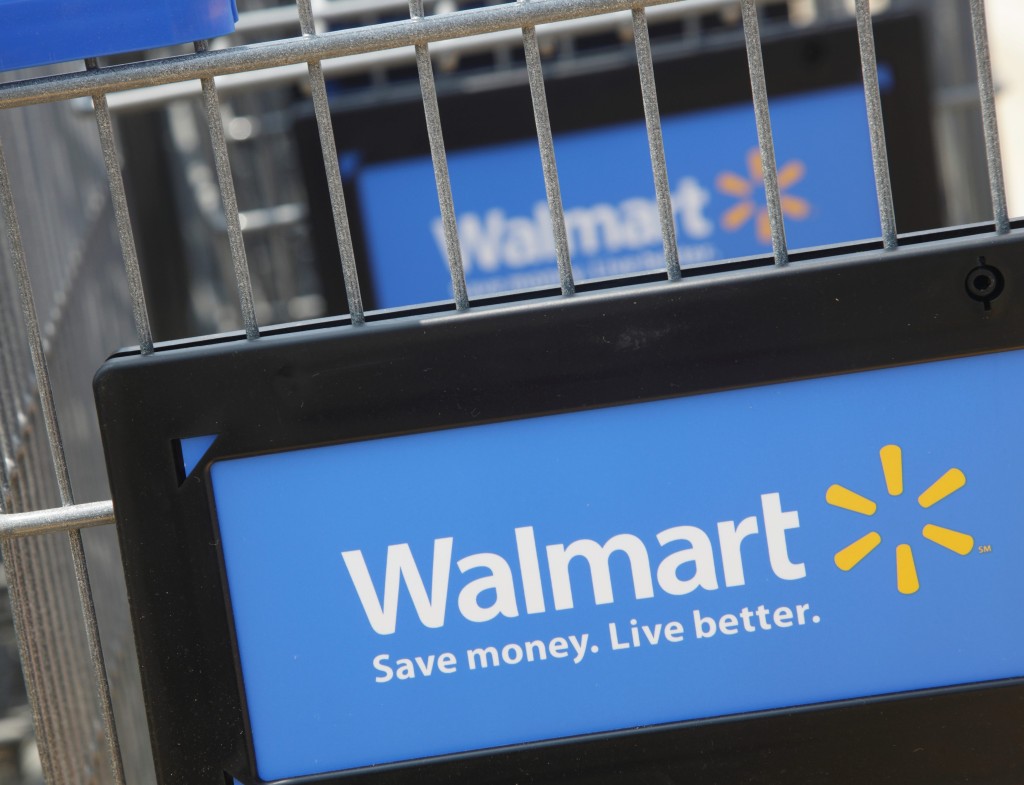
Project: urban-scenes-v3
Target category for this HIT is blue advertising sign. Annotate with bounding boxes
[211,348,1024,782]
[357,83,883,307]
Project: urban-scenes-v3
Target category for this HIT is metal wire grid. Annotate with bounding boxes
[0,96,150,784]
[155,0,796,339]
[0,0,1012,782]
[78,0,783,112]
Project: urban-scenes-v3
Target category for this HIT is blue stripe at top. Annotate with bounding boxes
[0,0,237,72]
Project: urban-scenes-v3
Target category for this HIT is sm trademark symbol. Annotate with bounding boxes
[977,544,993,554]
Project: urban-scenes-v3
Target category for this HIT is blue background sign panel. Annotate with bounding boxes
[356,84,882,307]
[210,349,1024,781]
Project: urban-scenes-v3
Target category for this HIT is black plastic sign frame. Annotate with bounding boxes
[95,223,1024,785]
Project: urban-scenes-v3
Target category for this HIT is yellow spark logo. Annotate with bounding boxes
[826,445,974,595]
[716,148,811,244]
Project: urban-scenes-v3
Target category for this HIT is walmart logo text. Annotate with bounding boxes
[429,177,713,274]
[341,493,805,635]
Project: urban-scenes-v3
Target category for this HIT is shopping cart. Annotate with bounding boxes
[0,0,1020,783]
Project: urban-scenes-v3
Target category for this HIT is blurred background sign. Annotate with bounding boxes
[299,12,938,311]
[356,84,884,305]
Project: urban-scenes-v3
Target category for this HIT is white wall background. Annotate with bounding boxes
[989,0,1024,219]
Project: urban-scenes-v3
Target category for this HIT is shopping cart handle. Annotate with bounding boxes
[0,0,238,73]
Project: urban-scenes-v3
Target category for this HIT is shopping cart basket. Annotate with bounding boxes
[1,0,1022,784]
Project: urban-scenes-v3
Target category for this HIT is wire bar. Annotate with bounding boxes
[0,152,73,506]
[67,529,125,774]
[739,0,788,266]
[0,198,61,785]
[0,134,128,785]
[297,0,366,324]
[0,268,21,508]
[194,41,260,339]
[0,0,688,112]
[410,0,470,310]
[968,0,1010,235]
[853,0,898,251]
[88,0,762,113]
[0,541,58,785]
[0,408,10,507]
[632,7,681,280]
[520,0,574,296]
[0,501,115,540]
[240,0,740,37]
[16,452,94,777]
[85,60,154,354]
